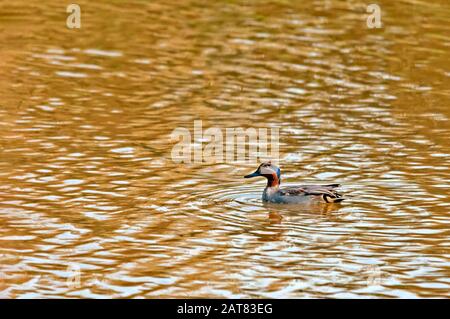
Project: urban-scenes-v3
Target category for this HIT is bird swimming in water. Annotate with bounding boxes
[244,161,345,204]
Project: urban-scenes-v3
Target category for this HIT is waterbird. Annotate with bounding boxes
[244,161,345,204]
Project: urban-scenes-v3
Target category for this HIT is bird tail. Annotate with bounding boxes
[322,193,345,203]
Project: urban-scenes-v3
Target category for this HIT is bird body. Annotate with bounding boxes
[244,162,345,204]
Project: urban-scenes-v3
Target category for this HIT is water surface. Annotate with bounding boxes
[0,0,449,298]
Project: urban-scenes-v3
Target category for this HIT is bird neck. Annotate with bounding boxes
[263,172,280,188]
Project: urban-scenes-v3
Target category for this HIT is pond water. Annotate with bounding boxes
[0,0,449,298]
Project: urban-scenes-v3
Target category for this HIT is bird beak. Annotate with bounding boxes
[244,171,260,178]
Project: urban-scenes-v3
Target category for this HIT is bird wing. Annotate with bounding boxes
[279,184,344,203]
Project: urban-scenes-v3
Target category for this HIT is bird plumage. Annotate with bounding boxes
[244,162,345,204]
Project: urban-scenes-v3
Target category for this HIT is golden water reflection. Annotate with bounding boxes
[0,0,449,298]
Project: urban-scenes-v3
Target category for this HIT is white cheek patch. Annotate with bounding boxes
[260,167,273,175]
